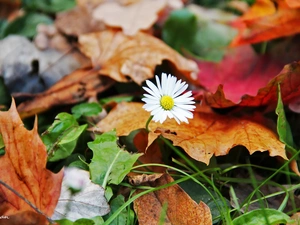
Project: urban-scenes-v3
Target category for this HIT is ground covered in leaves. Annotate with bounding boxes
[0,0,300,224]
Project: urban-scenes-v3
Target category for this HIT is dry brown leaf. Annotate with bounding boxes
[17,67,114,118]
[96,102,287,165]
[0,100,63,224]
[133,174,212,225]
[55,6,105,36]
[78,30,198,85]
[92,0,167,35]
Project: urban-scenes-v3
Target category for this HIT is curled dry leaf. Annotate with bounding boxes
[133,174,212,225]
[0,100,63,224]
[92,0,167,35]
[17,67,114,118]
[231,0,300,46]
[52,168,110,221]
[78,30,198,85]
[96,102,287,165]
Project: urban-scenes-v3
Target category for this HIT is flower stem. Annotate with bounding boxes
[145,115,153,132]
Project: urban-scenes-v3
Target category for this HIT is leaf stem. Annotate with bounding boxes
[0,179,55,224]
[145,115,153,132]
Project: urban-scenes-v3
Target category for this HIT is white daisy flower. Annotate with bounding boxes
[142,73,195,124]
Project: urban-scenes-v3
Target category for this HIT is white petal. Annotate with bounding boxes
[155,75,163,94]
[143,86,158,99]
[171,80,186,96]
[143,104,160,112]
[173,83,188,98]
[146,80,161,98]
[143,94,158,100]
[173,106,194,119]
[175,104,196,110]
[142,98,160,105]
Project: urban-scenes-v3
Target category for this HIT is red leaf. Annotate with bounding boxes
[203,61,300,109]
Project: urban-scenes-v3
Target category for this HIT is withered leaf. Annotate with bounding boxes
[0,100,63,224]
[92,0,167,36]
[17,67,114,118]
[133,174,212,225]
[78,29,198,85]
[96,102,287,165]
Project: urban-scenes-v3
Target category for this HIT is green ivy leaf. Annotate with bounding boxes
[71,102,102,119]
[232,209,292,225]
[162,8,237,62]
[22,0,76,13]
[42,112,87,162]
[88,130,141,187]
[56,216,104,225]
[3,12,52,38]
[103,195,128,225]
[162,9,198,55]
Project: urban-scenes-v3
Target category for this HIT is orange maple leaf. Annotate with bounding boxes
[231,0,300,46]
[0,100,63,224]
[78,29,198,85]
[96,102,287,165]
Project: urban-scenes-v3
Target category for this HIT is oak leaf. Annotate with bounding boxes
[0,100,63,224]
[96,102,287,165]
[78,30,198,85]
[133,173,212,225]
[231,0,300,46]
[17,67,114,118]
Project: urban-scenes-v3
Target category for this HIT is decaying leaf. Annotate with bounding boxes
[231,0,300,46]
[78,29,198,85]
[96,102,287,165]
[133,173,212,225]
[52,168,110,221]
[17,67,114,118]
[55,6,105,36]
[203,61,300,109]
[92,0,167,35]
[0,100,63,224]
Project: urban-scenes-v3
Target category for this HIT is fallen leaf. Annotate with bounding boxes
[96,102,287,165]
[133,173,212,225]
[230,0,300,46]
[0,99,63,224]
[195,45,284,106]
[78,29,198,85]
[92,0,167,36]
[55,6,105,37]
[202,61,300,109]
[52,168,110,221]
[0,35,82,93]
[17,67,114,118]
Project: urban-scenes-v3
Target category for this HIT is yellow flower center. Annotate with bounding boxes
[160,95,174,110]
